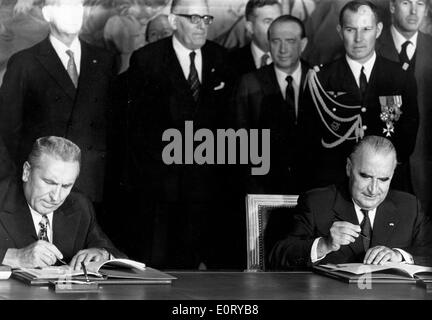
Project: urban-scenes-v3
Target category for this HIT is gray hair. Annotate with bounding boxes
[44,0,84,6]
[349,135,397,165]
[27,136,81,169]
[171,0,209,13]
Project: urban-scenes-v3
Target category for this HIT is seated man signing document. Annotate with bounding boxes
[0,136,125,270]
[270,135,432,269]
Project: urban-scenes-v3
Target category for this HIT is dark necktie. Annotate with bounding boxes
[188,51,200,102]
[66,49,78,88]
[399,40,411,66]
[38,215,49,242]
[260,53,269,68]
[360,209,372,251]
[359,66,367,99]
[285,75,296,125]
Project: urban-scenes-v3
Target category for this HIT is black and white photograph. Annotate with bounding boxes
[0,0,432,310]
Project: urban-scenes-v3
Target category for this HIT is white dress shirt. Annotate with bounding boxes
[250,41,272,69]
[49,35,81,75]
[311,201,413,263]
[274,62,302,118]
[345,52,376,88]
[172,35,203,82]
[391,25,418,60]
[29,206,54,243]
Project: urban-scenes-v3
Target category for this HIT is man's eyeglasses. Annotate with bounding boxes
[175,14,214,25]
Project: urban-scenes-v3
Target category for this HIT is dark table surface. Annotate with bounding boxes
[0,271,430,300]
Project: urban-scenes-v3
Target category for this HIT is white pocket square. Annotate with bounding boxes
[214,82,225,90]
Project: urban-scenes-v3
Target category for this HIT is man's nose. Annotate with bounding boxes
[196,19,205,30]
[367,179,378,194]
[280,41,287,53]
[410,3,417,14]
[49,186,62,202]
[355,30,362,42]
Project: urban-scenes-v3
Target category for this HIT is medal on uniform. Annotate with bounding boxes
[379,96,402,137]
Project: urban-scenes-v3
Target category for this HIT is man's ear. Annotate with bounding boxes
[336,24,343,40]
[376,21,383,39]
[41,6,51,23]
[168,13,178,30]
[300,37,308,53]
[389,0,396,15]
[346,157,352,177]
[245,20,253,36]
[22,161,31,182]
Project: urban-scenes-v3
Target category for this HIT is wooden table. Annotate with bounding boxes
[0,271,430,300]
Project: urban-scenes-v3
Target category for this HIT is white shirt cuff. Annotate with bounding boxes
[393,248,414,264]
[311,237,326,263]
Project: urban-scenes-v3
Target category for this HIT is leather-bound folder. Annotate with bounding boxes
[313,263,432,284]
[12,259,176,286]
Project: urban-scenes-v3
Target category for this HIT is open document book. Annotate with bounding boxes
[12,258,176,285]
[313,262,432,283]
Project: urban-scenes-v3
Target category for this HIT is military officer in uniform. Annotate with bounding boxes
[300,0,418,192]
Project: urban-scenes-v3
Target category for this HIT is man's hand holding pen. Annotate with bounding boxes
[317,221,362,258]
[317,215,403,264]
[2,240,64,269]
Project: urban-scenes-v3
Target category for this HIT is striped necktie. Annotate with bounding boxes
[188,51,200,102]
[360,209,372,251]
[38,215,49,242]
[66,49,78,88]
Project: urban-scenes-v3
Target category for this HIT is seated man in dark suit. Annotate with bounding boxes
[0,136,125,270]
[270,135,432,269]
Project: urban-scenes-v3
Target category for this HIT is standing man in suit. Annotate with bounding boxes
[0,136,124,270]
[270,136,432,268]
[235,14,309,194]
[0,0,116,207]
[377,0,432,217]
[229,0,282,76]
[301,0,418,192]
[127,0,235,269]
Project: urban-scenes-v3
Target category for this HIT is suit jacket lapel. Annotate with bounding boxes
[76,40,92,95]
[332,185,364,257]
[340,59,362,101]
[378,29,400,63]
[363,56,380,103]
[165,38,195,120]
[415,33,427,79]
[261,64,283,99]
[371,198,399,247]
[298,61,309,121]
[35,37,76,100]
[0,180,37,248]
[52,197,80,259]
